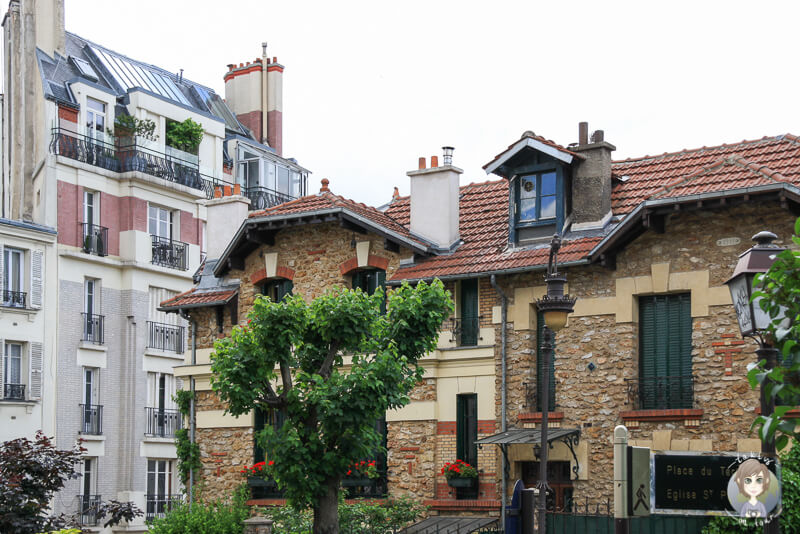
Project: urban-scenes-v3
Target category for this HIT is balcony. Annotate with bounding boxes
[151,236,188,271]
[80,223,109,257]
[626,375,694,410]
[147,321,184,353]
[449,316,481,347]
[146,494,182,521]
[78,494,101,526]
[243,186,296,211]
[1,289,26,308]
[80,404,103,435]
[82,313,105,344]
[3,383,25,400]
[145,407,182,438]
[50,128,205,194]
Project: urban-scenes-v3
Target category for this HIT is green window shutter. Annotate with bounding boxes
[459,279,479,346]
[277,279,293,301]
[353,270,386,312]
[536,310,556,412]
[639,294,692,409]
[456,394,478,467]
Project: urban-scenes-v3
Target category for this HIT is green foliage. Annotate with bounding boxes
[147,484,250,534]
[748,216,800,449]
[173,390,201,487]
[702,443,800,533]
[442,459,478,479]
[165,118,204,153]
[211,280,452,529]
[108,115,158,141]
[262,496,425,534]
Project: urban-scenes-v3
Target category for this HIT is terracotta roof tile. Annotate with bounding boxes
[160,288,238,309]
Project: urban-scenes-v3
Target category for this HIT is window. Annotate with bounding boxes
[148,287,183,353]
[638,294,693,410]
[262,279,293,303]
[352,269,386,313]
[252,408,285,498]
[3,342,24,400]
[457,280,479,347]
[2,248,24,307]
[148,206,173,240]
[519,172,557,222]
[456,394,478,499]
[83,279,103,344]
[81,368,102,435]
[146,459,179,520]
[146,373,180,437]
[85,98,105,138]
[84,191,98,227]
[536,310,556,412]
[343,417,388,498]
[79,458,99,526]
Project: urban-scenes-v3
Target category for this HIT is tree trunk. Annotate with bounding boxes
[313,477,340,534]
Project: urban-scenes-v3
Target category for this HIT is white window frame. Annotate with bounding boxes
[4,342,23,390]
[82,367,99,406]
[84,279,98,316]
[85,97,106,139]
[147,459,175,497]
[82,457,97,496]
[84,191,99,227]
[148,205,174,240]
[3,247,24,300]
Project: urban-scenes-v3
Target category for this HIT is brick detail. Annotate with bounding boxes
[267,110,282,156]
[339,257,358,276]
[713,337,746,376]
[368,254,390,270]
[620,409,704,424]
[437,422,456,435]
[236,110,263,144]
[58,104,78,123]
[424,498,502,511]
[518,412,565,425]
[250,266,295,285]
[340,255,391,275]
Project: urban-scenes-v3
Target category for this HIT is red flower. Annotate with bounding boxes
[347,470,352,475]
[268,460,274,466]
[441,468,445,474]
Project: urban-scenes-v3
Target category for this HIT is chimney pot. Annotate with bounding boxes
[320,178,330,192]
[227,64,235,71]
[214,186,222,199]
[442,146,454,166]
[273,56,277,63]
[591,130,605,143]
[239,63,243,68]
[234,183,241,196]
[392,186,400,200]
[224,185,232,197]
[418,157,426,170]
[431,155,439,168]
[579,122,589,145]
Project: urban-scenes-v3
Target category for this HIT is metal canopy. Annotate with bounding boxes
[476,427,579,445]
[400,516,498,534]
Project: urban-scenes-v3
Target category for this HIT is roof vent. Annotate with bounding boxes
[69,56,98,82]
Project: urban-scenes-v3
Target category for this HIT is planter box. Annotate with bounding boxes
[247,477,278,489]
[446,477,477,488]
[341,478,373,487]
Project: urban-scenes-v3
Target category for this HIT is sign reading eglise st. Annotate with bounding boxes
[653,453,739,512]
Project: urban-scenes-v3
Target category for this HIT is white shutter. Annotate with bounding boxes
[30,250,43,309]
[29,342,43,399]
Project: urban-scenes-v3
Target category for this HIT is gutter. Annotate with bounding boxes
[179,310,198,508]
[385,259,591,286]
[490,275,508,527]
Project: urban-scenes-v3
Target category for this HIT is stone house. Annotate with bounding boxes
[165,125,800,516]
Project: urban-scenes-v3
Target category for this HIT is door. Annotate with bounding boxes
[3,248,23,305]
[522,461,574,512]
[84,279,98,341]
[4,343,22,398]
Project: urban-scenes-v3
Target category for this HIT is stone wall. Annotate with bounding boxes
[197,426,253,499]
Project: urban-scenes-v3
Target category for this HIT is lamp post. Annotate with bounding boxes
[534,234,576,534]
[725,231,786,534]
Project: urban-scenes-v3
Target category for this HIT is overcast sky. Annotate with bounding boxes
[64,0,800,207]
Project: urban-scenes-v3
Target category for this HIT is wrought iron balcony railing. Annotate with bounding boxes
[80,404,103,435]
[243,186,296,210]
[81,313,105,344]
[151,235,188,271]
[51,128,119,172]
[145,407,182,438]
[80,223,109,256]
[2,289,26,308]
[78,494,101,526]
[146,494,183,520]
[3,383,25,400]
[147,321,185,353]
[626,375,694,410]
[449,315,481,347]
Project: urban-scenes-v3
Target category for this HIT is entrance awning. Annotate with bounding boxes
[476,427,581,481]
[399,516,499,534]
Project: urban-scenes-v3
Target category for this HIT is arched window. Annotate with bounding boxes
[352,269,386,313]
[262,278,293,302]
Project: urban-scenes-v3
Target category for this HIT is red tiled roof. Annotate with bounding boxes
[160,288,238,310]
[384,179,600,281]
[248,191,428,248]
[611,134,800,213]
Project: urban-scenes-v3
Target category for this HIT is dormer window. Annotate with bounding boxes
[519,172,557,222]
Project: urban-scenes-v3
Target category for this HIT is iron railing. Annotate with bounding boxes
[244,186,296,210]
[1,289,26,308]
[80,223,109,256]
[50,128,205,191]
[147,321,185,353]
[145,494,183,520]
[145,407,182,438]
[3,383,25,400]
[80,404,103,435]
[77,494,101,526]
[81,313,104,344]
[449,316,481,347]
[626,375,694,410]
[151,235,188,270]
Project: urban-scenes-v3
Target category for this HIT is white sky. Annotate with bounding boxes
[64,0,800,207]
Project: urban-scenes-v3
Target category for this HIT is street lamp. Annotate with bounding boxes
[534,234,576,534]
[724,231,787,456]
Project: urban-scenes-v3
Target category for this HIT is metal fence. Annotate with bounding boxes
[81,313,104,344]
[147,321,185,353]
[80,223,108,256]
[151,235,188,270]
[145,407,182,438]
[626,375,694,410]
[80,404,103,435]
[146,493,183,520]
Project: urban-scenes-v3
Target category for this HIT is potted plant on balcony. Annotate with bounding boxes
[240,460,279,493]
[165,118,204,155]
[341,460,379,487]
[442,459,478,488]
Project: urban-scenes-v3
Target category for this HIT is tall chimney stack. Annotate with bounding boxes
[223,44,284,155]
[407,146,462,251]
[570,122,615,230]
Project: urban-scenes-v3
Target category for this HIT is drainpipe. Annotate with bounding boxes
[490,275,508,527]
[180,311,197,508]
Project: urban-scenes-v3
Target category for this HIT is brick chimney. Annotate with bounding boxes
[223,44,284,155]
[205,186,250,260]
[407,147,462,251]
[569,122,615,230]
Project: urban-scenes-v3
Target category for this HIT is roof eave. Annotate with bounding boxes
[484,137,578,177]
[385,258,591,286]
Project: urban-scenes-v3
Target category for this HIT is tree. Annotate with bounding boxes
[749,216,800,451]
[211,280,453,534]
[0,432,141,534]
